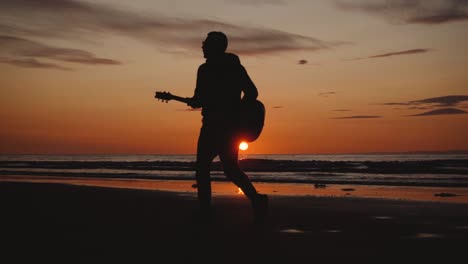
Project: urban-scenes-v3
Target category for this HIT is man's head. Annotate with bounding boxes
[202,31,228,58]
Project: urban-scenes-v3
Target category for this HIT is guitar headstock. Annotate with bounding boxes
[155,91,173,103]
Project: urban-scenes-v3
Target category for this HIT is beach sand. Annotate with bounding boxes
[2,179,468,263]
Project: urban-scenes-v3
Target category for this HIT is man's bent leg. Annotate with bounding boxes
[219,138,268,223]
[219,138,258,200]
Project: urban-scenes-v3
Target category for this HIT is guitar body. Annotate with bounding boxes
[238,99,265,142]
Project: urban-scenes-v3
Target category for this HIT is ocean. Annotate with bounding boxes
[1,154,468,187]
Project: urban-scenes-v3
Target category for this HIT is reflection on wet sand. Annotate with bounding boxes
[2,175,468,203]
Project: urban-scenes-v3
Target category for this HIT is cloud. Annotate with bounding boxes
[319,91,336,97]
[410,95,468,107]
[348,49,431,61]
[0,57,71,70]
[409,108,467,116]
[0,0,346,56]
[381,102,411,106]
[272,106,284,109]
[408,13,468,24]
[335,0,468,25]
[0,35,121,69]
[298,59,308,64]
[369,49,430,58]
[333,115,381,119]
[332,109,351,112]
[227,0,285,5]
[381,95,468,116]
[384,95,468,108]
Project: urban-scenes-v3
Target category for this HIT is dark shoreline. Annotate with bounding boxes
[2,170,468,187]
[3,181,468,263]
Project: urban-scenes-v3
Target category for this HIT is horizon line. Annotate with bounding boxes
[1,150,468,156]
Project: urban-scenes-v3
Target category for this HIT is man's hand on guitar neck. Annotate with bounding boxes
[187,97,202,108]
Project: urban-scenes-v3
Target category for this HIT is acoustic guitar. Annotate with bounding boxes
[155,91,265,142]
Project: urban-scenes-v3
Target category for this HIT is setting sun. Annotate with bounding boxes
[239,142,248,151]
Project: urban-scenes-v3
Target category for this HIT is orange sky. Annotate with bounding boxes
[1,0,468,154]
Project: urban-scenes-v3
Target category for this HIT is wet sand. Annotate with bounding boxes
[2,180,468,263]
[3,175,468,203]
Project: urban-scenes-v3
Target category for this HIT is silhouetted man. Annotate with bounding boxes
[187,31,268,223]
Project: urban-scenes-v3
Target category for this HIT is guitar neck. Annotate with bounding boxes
[171,95,190,104]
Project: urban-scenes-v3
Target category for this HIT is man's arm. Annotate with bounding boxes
[240,65,258,101]
[187,66,203,108]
